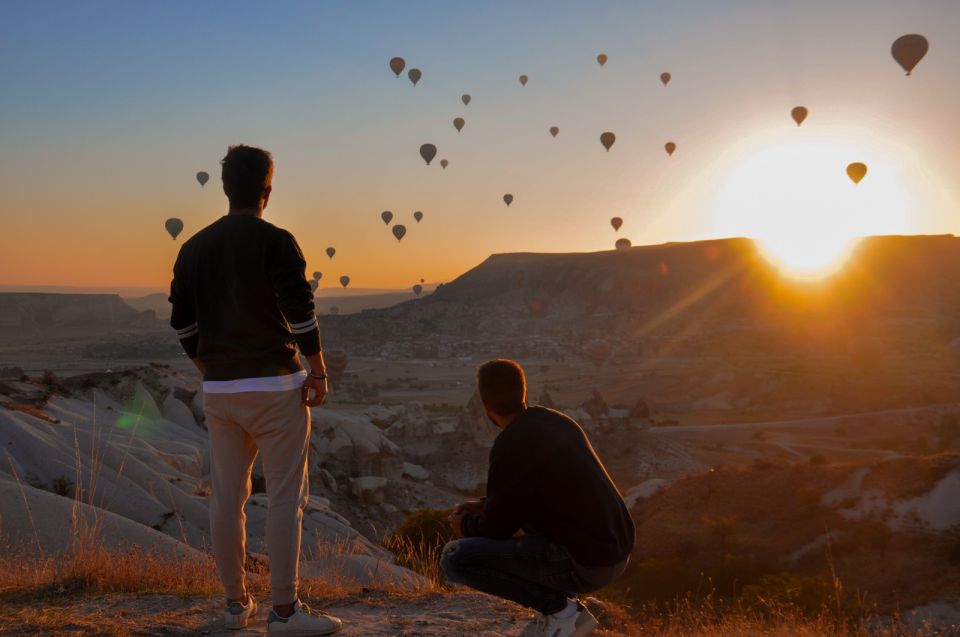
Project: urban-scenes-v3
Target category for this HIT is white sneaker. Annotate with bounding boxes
[539,603,599,637]
[224,594,257,630]
[267,599,342,636]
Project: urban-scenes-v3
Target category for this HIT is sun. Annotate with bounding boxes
[712,135,913,280]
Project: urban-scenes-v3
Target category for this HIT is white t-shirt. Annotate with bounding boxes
[202,370,307,394]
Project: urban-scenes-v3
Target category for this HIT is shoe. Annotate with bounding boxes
[540,602,599,637]
[267,599,342,635]
[224,594,257,630]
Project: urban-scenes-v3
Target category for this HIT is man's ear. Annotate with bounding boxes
[262,185,272,208]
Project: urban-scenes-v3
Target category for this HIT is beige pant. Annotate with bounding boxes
[204,388,310,605]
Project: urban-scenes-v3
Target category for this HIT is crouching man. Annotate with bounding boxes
[441,359,635,637]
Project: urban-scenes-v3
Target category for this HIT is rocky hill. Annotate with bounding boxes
[0,292,153,332]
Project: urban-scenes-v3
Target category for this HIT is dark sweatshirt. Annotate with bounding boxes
[168,214,320,381]
[461,406,635,567]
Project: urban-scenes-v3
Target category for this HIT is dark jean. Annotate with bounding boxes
[440,534,626,615]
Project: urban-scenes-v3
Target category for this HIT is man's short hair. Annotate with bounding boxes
[221,145,273,209]
[477,359,526,415]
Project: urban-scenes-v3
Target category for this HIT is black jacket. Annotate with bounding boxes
[168,214,320,381]
[461,406,635,567]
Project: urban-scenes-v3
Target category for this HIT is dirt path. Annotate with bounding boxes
[0,590,552,636]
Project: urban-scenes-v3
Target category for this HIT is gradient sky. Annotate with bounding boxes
[1,1,958,292]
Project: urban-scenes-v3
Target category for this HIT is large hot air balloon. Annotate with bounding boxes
[413,284,423,297]
[408,68,422,86]
[791,106,808,126]
[312,271,322,281]
[600,132,616,151]
[389,57,405,77]
[519,74,528,86]
[419,143,437,165]
[326,247,336,259]
[462,94,471,106]
[453,117,465,132]
[381,211,393,225]
[339,275,350,288]
[615,238,632,251]
[324,350,349,387]
[440,159,448,169]
[549,126,559,138]
[597,53,608,67]
[503,194,514,207]
[664,142,676,156]
[392,224,407,241]
[413,211,423,223]
[660,72,671,86]
[610,217,623,231]
[196,171,209,187]
[846,162,867,184]
[891,34,928,75]
[165,218,184,240]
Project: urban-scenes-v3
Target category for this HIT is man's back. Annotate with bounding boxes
[170,214,319,381]
[467,406,635,568]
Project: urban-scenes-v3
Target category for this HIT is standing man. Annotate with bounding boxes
[441,359,634,637]
[170,145,341,635]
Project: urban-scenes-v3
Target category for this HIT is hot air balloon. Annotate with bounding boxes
[846,162,867,184]
[597,53,608,67]
[389,57,405,77]
[600,132,616,151]
[339,275,350,288]
[549,126,559,138]
[413,211,423,223]
[584,340,613,369]
[408,68,422,86]
[419,143,437,165]
[664,142,676,156]
[392,224,407,241]
[196,171,209,187]
[312,271,322,280]
[381,211,393,225]
[165,218,184,240]
[791,106,808,126]
[420,278,425,283]
[462,94,471,106]
[615,238,632,251]
[413,284,423,297]
[503,194,514,207]
[324,349,349,387]
[891,34,928,76]
[326,247,336,259]
[660,72,671,86]
[440,159,448,169]
[309,280,319,292]
[610,217,623,231]
[453,117,465,132]
[519,74,528,86]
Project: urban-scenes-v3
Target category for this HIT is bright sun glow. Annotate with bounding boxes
[713,135,914,279]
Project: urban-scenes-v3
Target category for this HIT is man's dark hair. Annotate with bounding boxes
[220,145,273,209]
[477,359,527,415]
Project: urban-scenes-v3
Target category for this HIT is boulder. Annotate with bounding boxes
[402,462,430,482]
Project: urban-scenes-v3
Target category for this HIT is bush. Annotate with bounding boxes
[706,554,771,597]
[740,571,838,617]
[383,508,453,587]
[51,474,74,498]
[615,557,696,603]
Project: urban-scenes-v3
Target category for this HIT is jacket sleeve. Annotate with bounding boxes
[268,230,321,356]
[460,441,526,539]
[168,251,199,358]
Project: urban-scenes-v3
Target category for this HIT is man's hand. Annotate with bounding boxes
[302,374,328,407]
[453,500,484,515]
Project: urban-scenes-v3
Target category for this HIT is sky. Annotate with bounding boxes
[1,0,958,292]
